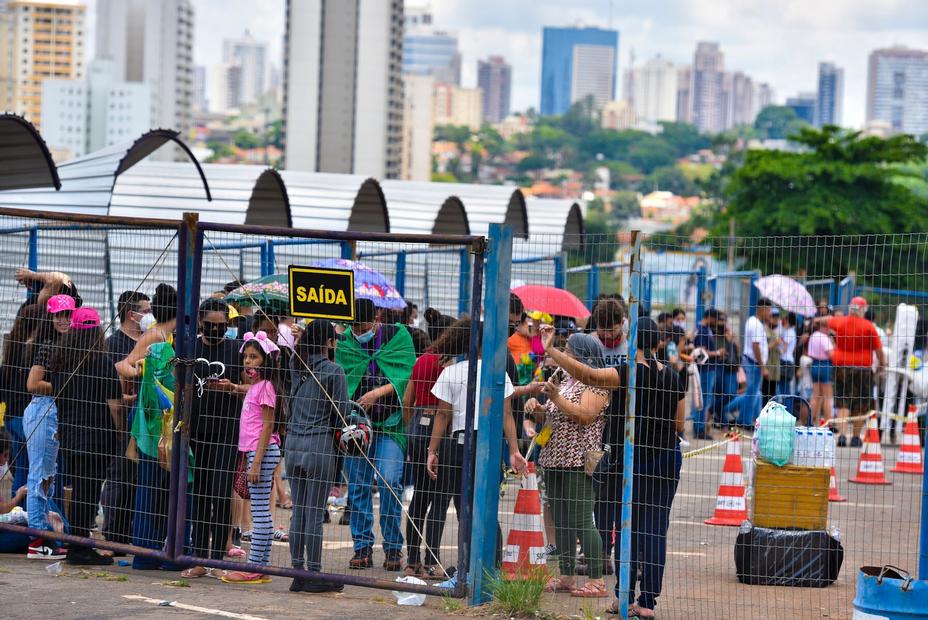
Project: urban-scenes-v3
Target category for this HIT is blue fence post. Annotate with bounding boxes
[748,271,760,316]
[617,231,642,620]
[27,227,38,271]
[708,275,717,311]
[458,248,471,316]
[468,224,512,605]
[340,240,353,260]
[695,266,707,322]
[395,251,406,297]
[265,240,276,276]
[553,254,565,289]
[587,264,600,308]
[642,273,653,315]
[259,242,269,277]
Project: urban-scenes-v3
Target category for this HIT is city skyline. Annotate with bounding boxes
[77,0,926,130]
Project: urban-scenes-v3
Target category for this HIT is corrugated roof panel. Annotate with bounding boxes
[0,114,60,191]
[282,171,389,233]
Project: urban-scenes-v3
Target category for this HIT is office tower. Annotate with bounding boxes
[283,0,404,178]
[478,55,511,123]
[193,65,207,112]
[403,5,460,85]
[0,0,86,129]
[540,26,618,116]
[690,42,725,133]
[95,0,194,137]
[866,46,928,135]
[400,73,433,181]
[755,82,775,113]
[432,83,482,129]
[815,62,844,127]
[728,71,755,127]
[41,58,150,158]
[676,65,692,123]
[210,62,242,113]
[786,92,816,125]
[628,55,677,123]
[222,30,267,107]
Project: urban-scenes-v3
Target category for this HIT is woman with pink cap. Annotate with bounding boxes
[22,293,75,560]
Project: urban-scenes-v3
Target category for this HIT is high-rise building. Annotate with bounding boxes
[786,92,816,125]
[755,82,775,113]
[41,58,151,158]
[676,65,692,124]
[628,55,677,123]
[727,71,755,127]
[477,56,511,123]
[95,0,194,137]
[601,100,637,131]
[222,30,267,107]
[400,73,433,182]
[433,83,482,129]
[209,62,242,113]
[815,62,844,127]
[0,0,87,130]
[540,26,618,116]
[193,65,207,112]
[690,42,725,134]
[866,46,928,135]
[283,0,404,178]
[402,5,460,85]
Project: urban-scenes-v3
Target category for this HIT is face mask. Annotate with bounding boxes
[603,335,623,348]
[0,463,8,481]
[225,326,239,340]
[202,323,227,345]
[139,313,157,331]
[356,329,375,345]
[673,320,686,329]
[410,316,423,330]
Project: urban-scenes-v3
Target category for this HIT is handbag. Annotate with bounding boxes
[584,448,605,476]
[233,453,251,500]
[157,408,174,472]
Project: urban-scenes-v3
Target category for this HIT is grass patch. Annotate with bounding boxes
[579,602,604,620]
[163,579,190,588]
[485,567,551,618]
[443,594,465,613]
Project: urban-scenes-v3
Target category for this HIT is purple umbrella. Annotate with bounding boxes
[310,258,407,310]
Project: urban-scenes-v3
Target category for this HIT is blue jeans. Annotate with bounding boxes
[694,366,718,435]
[6,416,29,495]
[344,432,404,553]
[132,452,170,569]
[24,396,58,533]
[724,356,762,426]
[712,371,739,424]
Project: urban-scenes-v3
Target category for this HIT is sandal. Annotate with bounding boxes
[571,581,609,598]
[180,566,211,579]
[404,563,424,578]
[606,601,641,617]
[423,565,449,581]
[272,529,289,542]
[226,546,246,559]
[543,577,575,593]
[220,570,271,584]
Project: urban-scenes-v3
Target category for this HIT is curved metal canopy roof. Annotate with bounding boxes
[379,180,470,235]
[281,171,389,233]
[0,113,60,191]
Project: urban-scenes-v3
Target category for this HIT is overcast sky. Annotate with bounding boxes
[85,0,927,129]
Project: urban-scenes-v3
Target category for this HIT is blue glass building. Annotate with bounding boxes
[786,93,817,125]
[540,26,619,116]
[403,31,461,85]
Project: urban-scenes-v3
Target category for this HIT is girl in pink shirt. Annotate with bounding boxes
[222,331,282,584]
[807,323,834,425]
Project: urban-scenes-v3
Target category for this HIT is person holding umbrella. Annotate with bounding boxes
[335,298,415,571]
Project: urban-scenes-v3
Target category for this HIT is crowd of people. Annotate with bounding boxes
[0,265,901,615]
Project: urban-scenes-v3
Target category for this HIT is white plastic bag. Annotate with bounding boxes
[393,576,427,606]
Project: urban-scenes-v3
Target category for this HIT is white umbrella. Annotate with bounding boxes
[753,274,817,318]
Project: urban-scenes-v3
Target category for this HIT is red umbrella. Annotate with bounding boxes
[512,285,591,320]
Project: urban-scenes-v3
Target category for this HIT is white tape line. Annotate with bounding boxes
[123,595,270,620]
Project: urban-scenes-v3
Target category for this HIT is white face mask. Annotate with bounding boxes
[0,463,8,481]
[673,320,686,329]
[139,313,157,331]
[410,316,423,330]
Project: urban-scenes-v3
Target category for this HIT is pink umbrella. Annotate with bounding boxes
[754,275,816,317]
[512,285,591,320]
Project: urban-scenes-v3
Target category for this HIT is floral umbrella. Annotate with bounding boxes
[311,258,407,310]
[224,274,289,314]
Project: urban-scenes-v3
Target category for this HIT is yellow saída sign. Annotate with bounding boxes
[288,265,355,320]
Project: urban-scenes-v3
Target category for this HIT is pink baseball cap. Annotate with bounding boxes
[46,294,76,315]
[70,307,101,330]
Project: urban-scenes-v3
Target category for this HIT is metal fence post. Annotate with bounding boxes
[458,247,471,316]
[27,226,38,271]
[587,264,600,308]
[553,254,565,289]
[467,224,511,605]
[168,212,203,559]
[395,250,406,296]
[617,231,641,620]
[695,266,707,322]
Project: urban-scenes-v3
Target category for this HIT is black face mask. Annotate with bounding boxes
[201,322,227,345]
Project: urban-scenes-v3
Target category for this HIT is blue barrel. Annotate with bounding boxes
[853,566,928,619]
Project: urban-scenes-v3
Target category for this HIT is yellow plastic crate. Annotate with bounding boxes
[752,461,830,530]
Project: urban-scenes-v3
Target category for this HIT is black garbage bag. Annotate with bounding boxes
[735,526,843,587]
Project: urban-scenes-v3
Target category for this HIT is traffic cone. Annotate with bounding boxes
[828,467,846,502]
[892,405,924,474]
[501,462,547,578]
[850,413,892,485]
[705,434,748,526]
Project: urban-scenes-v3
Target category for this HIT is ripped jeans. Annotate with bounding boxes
[24,396,58,533]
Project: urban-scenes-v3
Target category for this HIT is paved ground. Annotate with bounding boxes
[0,432,920,619]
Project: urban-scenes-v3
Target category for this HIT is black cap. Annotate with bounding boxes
[303,319,341,346]
[354,298,376,324]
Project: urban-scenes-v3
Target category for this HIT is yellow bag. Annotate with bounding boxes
[158,407,174,472]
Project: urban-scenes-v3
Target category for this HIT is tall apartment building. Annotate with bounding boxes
[627,54,677,123]
[283,0,404,178]
[403,6,460,85]
[755,82,775,113]
[690,42,725,134]
[41,58,150,158]
[400,73,433,181]
[477,55,511,123]
[816,62,844,127]
[95,0,194,137]
[726,71,755,127]
[786,92,816,125]
[222,30,267,108]
[675,65,692,123]
[209,61,242,113]
[193,65,207,112]
[0,0,86,130]
[866,46,928,135]
[540,26,618,116]
[433,83,482,129]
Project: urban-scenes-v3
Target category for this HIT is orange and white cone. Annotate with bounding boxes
[705,434,748,526]
[850,413,892,485]
[892,405,924,474]
[828,466,846,502]
[501,462,547,578]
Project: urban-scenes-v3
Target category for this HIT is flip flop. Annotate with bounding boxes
[543,578,575,593]
[180,566,211,579]
[570,581,609,598]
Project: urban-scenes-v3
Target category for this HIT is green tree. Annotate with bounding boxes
[232,129,260,150]
[658,121,710,156]
[205,140,234,162]
[268,120,284,149]
[645,166,700,195]
[573,203,619,264]
[754,105,804,140]
[610,190,641,220]
[434,124,472,147]
[557,95,599,138]
[627,136,678,174]
[715,126,928,286]
[516,153,551,173]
